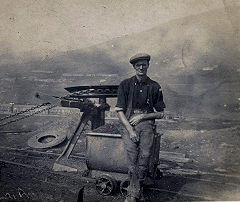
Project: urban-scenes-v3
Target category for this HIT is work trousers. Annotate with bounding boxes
[121,118,155,198]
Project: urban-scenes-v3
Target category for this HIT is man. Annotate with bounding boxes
[115,53,166,202]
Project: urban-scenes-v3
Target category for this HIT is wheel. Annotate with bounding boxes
[120,179,130,197]
[95,175,117,196]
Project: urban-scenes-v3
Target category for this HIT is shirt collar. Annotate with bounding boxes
[133,75,149,84]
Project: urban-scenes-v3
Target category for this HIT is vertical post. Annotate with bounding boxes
[90,97,106,130]
[99,97,106,126]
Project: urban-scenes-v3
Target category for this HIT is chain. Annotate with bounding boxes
[0,102,51,122]
[0,104,56,128]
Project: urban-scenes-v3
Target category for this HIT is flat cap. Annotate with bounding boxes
[129,53,151,64]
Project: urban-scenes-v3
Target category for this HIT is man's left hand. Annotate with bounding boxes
[129,114,145,126]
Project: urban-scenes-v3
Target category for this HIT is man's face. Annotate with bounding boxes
[134,60,149,76]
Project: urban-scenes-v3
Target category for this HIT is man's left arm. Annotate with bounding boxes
[129,83,165,126]
[129,111,164,126]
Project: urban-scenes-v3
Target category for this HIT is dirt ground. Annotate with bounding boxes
[0,114,240,201]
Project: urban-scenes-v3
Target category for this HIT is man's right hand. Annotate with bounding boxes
[116,111,139,143]
[129,130,139,143]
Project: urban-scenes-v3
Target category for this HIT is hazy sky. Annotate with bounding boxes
[0,0,230,58]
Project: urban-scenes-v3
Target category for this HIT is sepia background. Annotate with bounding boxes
[0,0,240,201]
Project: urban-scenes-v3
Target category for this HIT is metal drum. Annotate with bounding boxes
[86,132,129,173]
[86,131,162,174]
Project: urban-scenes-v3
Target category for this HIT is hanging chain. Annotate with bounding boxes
[0,103,56,128]
[0,102,51,122]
